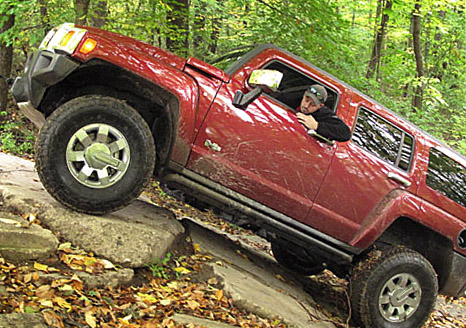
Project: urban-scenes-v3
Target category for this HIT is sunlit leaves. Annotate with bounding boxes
[0,243,288,327]
[2,0,464,153]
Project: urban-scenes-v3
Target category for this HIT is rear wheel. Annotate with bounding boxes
[350,246,438,328]
[36,95,155,214]
[271,240,324,276]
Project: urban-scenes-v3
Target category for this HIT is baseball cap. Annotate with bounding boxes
[304,84,328,104]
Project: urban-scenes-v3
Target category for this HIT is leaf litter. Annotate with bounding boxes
[0,180,464,327]
[142,180,466,328]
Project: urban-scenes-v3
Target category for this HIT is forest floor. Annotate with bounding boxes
[142,182,466,328]
[1,170,465,328]
[0,102,465,327]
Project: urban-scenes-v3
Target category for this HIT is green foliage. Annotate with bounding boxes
[1,0,464,155]
[147,252,173,280]
[0,111,35,156]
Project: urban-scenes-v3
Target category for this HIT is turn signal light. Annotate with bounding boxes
[79,38,97,54]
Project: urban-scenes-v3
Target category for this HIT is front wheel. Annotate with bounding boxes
[36,95,156,214]
[350,246,438,328]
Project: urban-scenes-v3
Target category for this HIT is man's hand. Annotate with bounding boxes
[297,112,318,130]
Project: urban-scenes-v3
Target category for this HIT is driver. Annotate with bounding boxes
[297,84,351,142]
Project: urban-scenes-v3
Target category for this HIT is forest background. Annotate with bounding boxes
[0,0,465,155]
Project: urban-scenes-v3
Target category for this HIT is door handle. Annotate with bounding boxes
[307,129,335,146]
[387,172,411,188]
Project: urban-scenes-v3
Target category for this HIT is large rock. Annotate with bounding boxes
[206,263,333,328]
[0,152,188,268]
[39,268,134,289]
[170,313,237,327]
[185,220,335,328]
[0,313,47,328]
[0,211,58,262]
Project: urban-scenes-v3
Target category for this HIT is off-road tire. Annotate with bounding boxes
[349,246,438,328]
[271,240,324,276]
[36,95,156,214]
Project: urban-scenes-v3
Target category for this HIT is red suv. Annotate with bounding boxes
[11,23,466,328]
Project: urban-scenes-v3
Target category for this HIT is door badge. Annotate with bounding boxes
[204,139,222,152]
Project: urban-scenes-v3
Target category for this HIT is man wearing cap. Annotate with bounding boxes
[297,84,351,142]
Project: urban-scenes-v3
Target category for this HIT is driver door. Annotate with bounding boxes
[186,61,339,222]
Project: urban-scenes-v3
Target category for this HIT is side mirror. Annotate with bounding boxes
[233,69,283,109]
[248,69,283,91]
[233,87,263,110]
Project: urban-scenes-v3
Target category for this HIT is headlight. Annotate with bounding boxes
[39,23,87,54]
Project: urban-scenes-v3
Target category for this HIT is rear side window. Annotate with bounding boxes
[426,149,466,208]
[352,107,414,171]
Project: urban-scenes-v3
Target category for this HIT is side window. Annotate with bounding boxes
[262,61,338,112]
[426,149,466,208]
[352,107,414,171]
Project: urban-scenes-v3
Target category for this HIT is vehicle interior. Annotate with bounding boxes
[263,61,338,112]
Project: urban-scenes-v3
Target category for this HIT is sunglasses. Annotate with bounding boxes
[308,87,324,102]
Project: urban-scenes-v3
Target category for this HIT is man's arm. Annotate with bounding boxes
[297,112,351,142]
[315,115,351,142]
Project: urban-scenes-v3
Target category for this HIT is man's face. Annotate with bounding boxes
[300,95,321,114]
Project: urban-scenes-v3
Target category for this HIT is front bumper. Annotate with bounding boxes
[441,251,466,298]
[10,50,79,128]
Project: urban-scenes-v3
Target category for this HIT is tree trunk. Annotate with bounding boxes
[90,0,108,28]
[150,0,161,47]
[209,0,222,55]
[412,3,424,112]
[38,0,50,35]
[209,16,220,55]
[377,34,388,87]
[193,1,206,57]
[166,0,189,56]
[402,15,414,98]
[432,10,446,81]
[368,0,373,27]
[351,0,356,30]
[366,0,392,79]
[373,0,382,35]
[0,13,15,113]
[423,11,431,61]
[75,0,91,26]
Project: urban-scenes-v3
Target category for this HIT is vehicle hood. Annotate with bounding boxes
[81,26,187,71]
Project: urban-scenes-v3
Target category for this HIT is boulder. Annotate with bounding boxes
[38,268,134,289]
[0,212,58,262]
[0,153,189,268]
[36,199,188,268]
[170,313,238,327]
[186,219,334,328]
[0,313,47,328]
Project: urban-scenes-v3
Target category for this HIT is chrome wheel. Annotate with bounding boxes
[66,123,130,188]
[378,273,421,322]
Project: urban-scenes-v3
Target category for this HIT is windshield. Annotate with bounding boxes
[208,45,255,71]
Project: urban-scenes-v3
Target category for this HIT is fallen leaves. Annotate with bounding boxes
[143,180,256,237]
[2,184,465,327]
[33,262,49,272]
[2,243,465,328]
[85,309,97,328]
[58,242,116,274]
[215,289,224,302]
[173,267,191,275]
[43,310,64,328]
[0,245,288,328]
[427,295,466,328]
